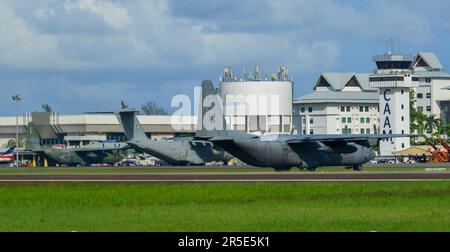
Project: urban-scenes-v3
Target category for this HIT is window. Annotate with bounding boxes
[300,107,305,113]
[417,93,423,99]
[346,106,351,112]
[309,129,314,135]
[366,118,370,123]
[426,93,431,99]
[308,107,313,113]
[418,106,423,112]
[341,106,345,112]
[402,143,405,148]
[302,118,306,124]
[401,104,404,109]
[366,128,370,134]
[369,76,405,82]
[342,128,351,134]
[342,117,346,123]
[360,118,365,124]
[401,89,404,95]
[347,117,352,123]
[309,118,314,124]
[425,78,431,83]
[359,106,364,112]
[302,129,306,135]
[365,106,369,112]
[426,106,431,112]
[401,116,404,121]
[402,130,404,134]
[360,129,365,134]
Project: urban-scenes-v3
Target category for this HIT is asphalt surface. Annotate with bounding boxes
[0,171,449,182]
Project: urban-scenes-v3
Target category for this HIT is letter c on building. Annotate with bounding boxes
[384,89,391,101]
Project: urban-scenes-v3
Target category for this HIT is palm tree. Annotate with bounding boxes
[410,111,426,144]
[425,115,441,134]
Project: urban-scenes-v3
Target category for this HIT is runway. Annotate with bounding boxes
[0,171,450,182]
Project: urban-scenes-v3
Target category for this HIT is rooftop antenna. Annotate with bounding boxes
[255,65,260,81]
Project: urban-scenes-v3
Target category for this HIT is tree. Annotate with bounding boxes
[425,114,441,133]
[409,90,427,144]
[140,101,168,115]
[7,137,25,148]
[42,103,53,112]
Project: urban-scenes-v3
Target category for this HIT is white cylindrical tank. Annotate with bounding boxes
[220,80,293,134]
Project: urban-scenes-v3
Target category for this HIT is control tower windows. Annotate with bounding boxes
[375,61,412,70]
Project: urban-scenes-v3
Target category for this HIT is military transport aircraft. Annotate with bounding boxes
[116,106,233,166]
[195,80,411,171]
[25,122,129,166]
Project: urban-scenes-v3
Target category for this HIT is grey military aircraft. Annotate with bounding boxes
[116,107,233,166]
[25,122,129,166]
[195,80,411,171]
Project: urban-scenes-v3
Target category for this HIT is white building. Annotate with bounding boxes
[294,52,450,138]
[293,72,380,135]
[220,66,293,134]
[411,52,450,134]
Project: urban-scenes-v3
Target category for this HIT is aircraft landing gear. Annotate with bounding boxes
[352,165,362,171]
[307,166,317,172]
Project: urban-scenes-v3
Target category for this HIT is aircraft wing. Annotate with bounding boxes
[284,134,414,144]
[195,130,258,141]
[72,144,129,153]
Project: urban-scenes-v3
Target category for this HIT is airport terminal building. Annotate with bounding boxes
[0,112,197,148]
[294,52,450,138]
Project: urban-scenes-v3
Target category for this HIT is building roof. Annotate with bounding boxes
[314,72,375,91]
[294,91,378,104]
[415,52,444,70]
[415,70,450,79]
[393,146,430,155]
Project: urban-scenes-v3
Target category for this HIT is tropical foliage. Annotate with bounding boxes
[140,101,168,115]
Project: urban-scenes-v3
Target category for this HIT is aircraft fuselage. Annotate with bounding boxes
[42,147,124,166]
[212,138,375,170]
[128,139,232,165]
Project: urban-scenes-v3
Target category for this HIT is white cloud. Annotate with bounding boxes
[0,0,438,72]
[65,0,131,30]
[0,2,68,69]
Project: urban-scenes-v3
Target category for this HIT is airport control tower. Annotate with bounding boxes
[369,52,419,156]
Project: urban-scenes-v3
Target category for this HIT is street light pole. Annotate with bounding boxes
[12,94,21,168]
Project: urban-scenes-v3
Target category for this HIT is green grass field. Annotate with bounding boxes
[0,181,449,231]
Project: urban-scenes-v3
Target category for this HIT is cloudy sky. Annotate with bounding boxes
[0,0,449,116]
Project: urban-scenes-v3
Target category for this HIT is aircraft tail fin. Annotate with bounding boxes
[25,122,43,151]
[196,80,228,136]
[2,147,15,155]
[117,107,148,141]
